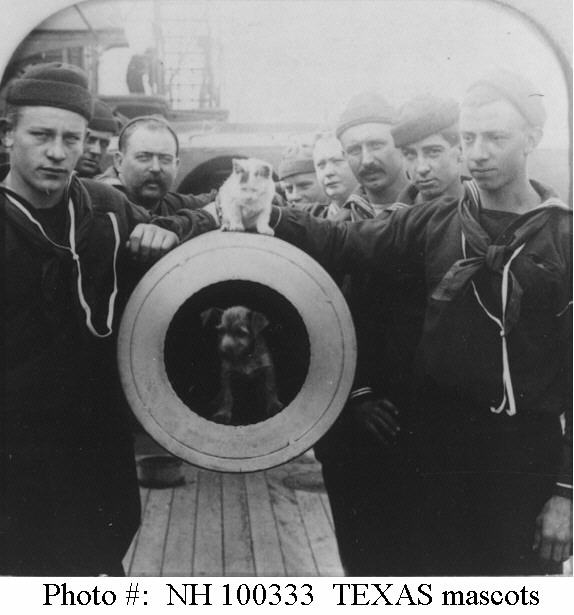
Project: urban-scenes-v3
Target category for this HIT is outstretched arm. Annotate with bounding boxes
[270,201,439,276]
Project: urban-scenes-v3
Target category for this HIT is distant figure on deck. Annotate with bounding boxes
[75,99,119,179]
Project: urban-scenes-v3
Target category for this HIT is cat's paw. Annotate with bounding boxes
[221,222,245,232]
[256,223,275,236]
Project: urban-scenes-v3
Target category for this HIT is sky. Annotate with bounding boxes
[44,0,574,149]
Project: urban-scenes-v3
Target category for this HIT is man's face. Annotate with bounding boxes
[115,126,179,207]
[339,122,404,192]
[5,106,86,200]
[313,137,357,204]
[401,134,461,201]
[281,172,327,206]
[460,99,536,192]
[75,129,114,177]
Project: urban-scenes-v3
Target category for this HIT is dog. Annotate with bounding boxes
[201,306,284,425]
[218,158,275,235]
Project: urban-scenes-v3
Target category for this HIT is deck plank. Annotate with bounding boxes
[296,490,344,576]
[122,488,150,576]
[193,470,223,576]
[162,464,199,576]
[130,487,173,576]
[265,469,317,576]
[245,471,286,576]
[319,492,334,529]
[222,473,255,576]
[125,436,343,577]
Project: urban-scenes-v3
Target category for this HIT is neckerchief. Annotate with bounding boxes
[431,179,569,415]
[342,191,375,221]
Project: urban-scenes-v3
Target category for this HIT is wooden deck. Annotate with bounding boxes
[123,437,344,577]
[123,434,573,577]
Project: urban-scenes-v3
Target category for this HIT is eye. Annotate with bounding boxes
[427,148,443,158]
[30,130,49,141]
[368,141,386,150]
[345,146,360,157]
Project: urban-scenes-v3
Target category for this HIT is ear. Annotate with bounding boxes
[200,307,224,328]
[1,119,14,148]
[524,126,542,155]
[250,310,269,336]
[453,144,463,164]
[232,159,243,173]
[259,163,271,179]
[113,150,124,172]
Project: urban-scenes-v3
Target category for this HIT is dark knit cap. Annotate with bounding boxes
[464,69,546,128]
[335,91,397,139]
[6,62,93,121]
[278,141,316,180]
[391,95,460,147]
[89,100,118,134]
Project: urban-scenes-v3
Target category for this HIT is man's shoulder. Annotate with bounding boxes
[163,189,217,212]
[387,192,459,221]
[94,165,124,189]
[79,177,131,211]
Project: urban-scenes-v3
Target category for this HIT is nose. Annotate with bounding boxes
[150,155,161,172]
[87,140,102,155]
[415,157,431,177]
[46,137,66,161]
[324,161,337,178]
[289,187,301,203]
[467,136,489,163]
[361,144,375,165]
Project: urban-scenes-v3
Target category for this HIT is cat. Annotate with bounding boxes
[218,158,275,235]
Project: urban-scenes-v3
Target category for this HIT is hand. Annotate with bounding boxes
[350,397,401,447]
[126,224,179,263]
[533,495,573,563]
[203,200,220,226]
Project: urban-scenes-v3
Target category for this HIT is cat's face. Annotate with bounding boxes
[232,158,273,194]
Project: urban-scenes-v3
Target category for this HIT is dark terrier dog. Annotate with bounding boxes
[201,306,284,425]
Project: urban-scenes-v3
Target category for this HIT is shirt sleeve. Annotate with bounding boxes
[271,201,439,276]
[150,208,218,242]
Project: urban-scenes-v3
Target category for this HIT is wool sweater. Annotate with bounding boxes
[0,169,217,573]
[272,180,572,492]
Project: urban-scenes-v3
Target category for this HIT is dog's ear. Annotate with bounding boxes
[200,307,223,328]
[250,310,269,336]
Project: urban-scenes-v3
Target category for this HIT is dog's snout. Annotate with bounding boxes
[219,333,240,356]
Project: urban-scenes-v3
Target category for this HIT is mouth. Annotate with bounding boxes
[40,167,69,177]
[359,170,384,181]
[143,181,163,190]
[416,179,437,188]
[470,168,496,176]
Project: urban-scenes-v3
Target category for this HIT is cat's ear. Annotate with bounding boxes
[258,163,271,179]
[232,159,244,173]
